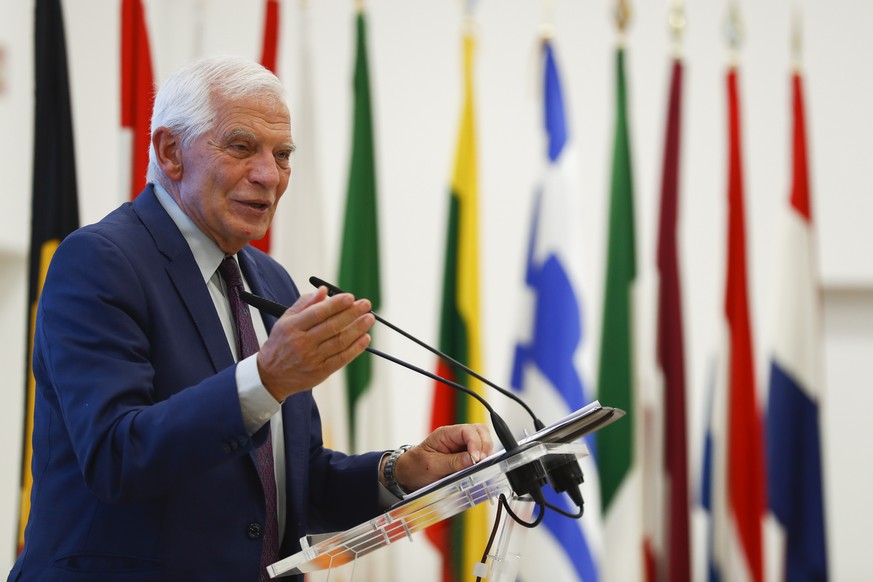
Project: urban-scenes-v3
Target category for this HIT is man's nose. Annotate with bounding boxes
[250,149,281,187]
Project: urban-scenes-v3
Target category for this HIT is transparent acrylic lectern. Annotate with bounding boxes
[268,401,624,580]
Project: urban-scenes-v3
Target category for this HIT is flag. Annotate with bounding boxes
[648,57,691,582]
[765,71,828,581]
[509,39,603,582]
[426,30,487,582]
[259,0,280,74]
[251,0,281,253]
[120,0,154,200]
[271,0,350,454]
[19,0,80,553]
[337,9,383,453]
[597,46,643,581]
[700,66,766,582]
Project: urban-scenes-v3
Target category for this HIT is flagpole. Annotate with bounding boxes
[540,0,556,39]
[791,2,803,73]
[193,0,207,58]
[724,0,744,66]
[668,0,685,59]
[616,0,632,47]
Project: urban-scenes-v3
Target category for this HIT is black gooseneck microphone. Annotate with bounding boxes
[238,287,549,507]
[305,277,585,513]
[308,276,548,434]
[238,290,508,441]
[239,281,595,517]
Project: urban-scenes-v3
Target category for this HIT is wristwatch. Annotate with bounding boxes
[383,444,413,498]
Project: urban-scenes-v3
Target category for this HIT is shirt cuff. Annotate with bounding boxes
[236,353,281,435]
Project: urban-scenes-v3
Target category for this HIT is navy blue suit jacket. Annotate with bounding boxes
[10,186,383,581]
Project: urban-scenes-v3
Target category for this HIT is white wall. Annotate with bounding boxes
[0,0,871,579]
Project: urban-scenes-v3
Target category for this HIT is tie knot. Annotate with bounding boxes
[218,256,244,290]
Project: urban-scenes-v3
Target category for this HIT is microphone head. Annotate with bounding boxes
[309,276,343,297]
[240,290,287,318]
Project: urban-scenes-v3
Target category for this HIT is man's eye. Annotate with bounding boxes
[276,151,292,165]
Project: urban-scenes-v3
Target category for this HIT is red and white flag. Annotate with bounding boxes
[645,57,691,582]
[251,0,281,253]
[120,0,154,200]
[701,66,766,582]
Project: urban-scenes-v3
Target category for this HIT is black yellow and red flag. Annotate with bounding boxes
[18,0,79,553]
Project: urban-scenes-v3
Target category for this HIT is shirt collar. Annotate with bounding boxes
[152,182,228,283]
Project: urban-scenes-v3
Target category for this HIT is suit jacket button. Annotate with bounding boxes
[247,522,263,539]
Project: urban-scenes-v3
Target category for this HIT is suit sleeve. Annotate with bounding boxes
[35,228,255,503]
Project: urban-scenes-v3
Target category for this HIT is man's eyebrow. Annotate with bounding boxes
[224,129,295,153]
[225,129,256,141]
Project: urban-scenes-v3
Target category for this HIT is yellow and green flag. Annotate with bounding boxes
[426,30,487,582]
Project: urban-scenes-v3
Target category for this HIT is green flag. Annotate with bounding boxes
[338,10,381,451]
[597,47,636,513]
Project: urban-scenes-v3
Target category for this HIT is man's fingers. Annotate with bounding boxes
[288,293,372,336]
[321,309,374,347]
[321,328,372,372]
[285,287,328,316]
[425,424,493,463]
[471,424,494,458]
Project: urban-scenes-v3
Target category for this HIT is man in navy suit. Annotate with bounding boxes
[10,55,492,581]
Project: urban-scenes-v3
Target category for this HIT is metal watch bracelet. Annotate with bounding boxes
[383,444,413,498]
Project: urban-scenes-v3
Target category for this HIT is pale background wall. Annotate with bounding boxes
[0,0,870,580]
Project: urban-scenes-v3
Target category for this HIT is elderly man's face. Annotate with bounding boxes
[174,94,293,255]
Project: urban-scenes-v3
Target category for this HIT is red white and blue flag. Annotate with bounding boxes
[765,71,828,582]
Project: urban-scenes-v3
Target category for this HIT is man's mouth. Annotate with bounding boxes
[238,200,271,212]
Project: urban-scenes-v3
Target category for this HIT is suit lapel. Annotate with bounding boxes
[132,186,233,373]
[134,187,312,533]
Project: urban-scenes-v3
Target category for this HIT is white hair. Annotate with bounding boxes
[146,55,288,187]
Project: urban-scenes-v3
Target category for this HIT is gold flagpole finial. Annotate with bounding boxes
[615,0,632,45]
[668,0,686,58]
[724,0,744,63]
[540,0,556,40]
[791,3,803,72]
[461,0,478,33]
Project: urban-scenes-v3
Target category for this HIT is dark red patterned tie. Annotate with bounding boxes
[218,256,279,580]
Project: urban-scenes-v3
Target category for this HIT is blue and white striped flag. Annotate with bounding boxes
[509,39,603,582]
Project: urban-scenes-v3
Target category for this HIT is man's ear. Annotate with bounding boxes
[152,127,183,181]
